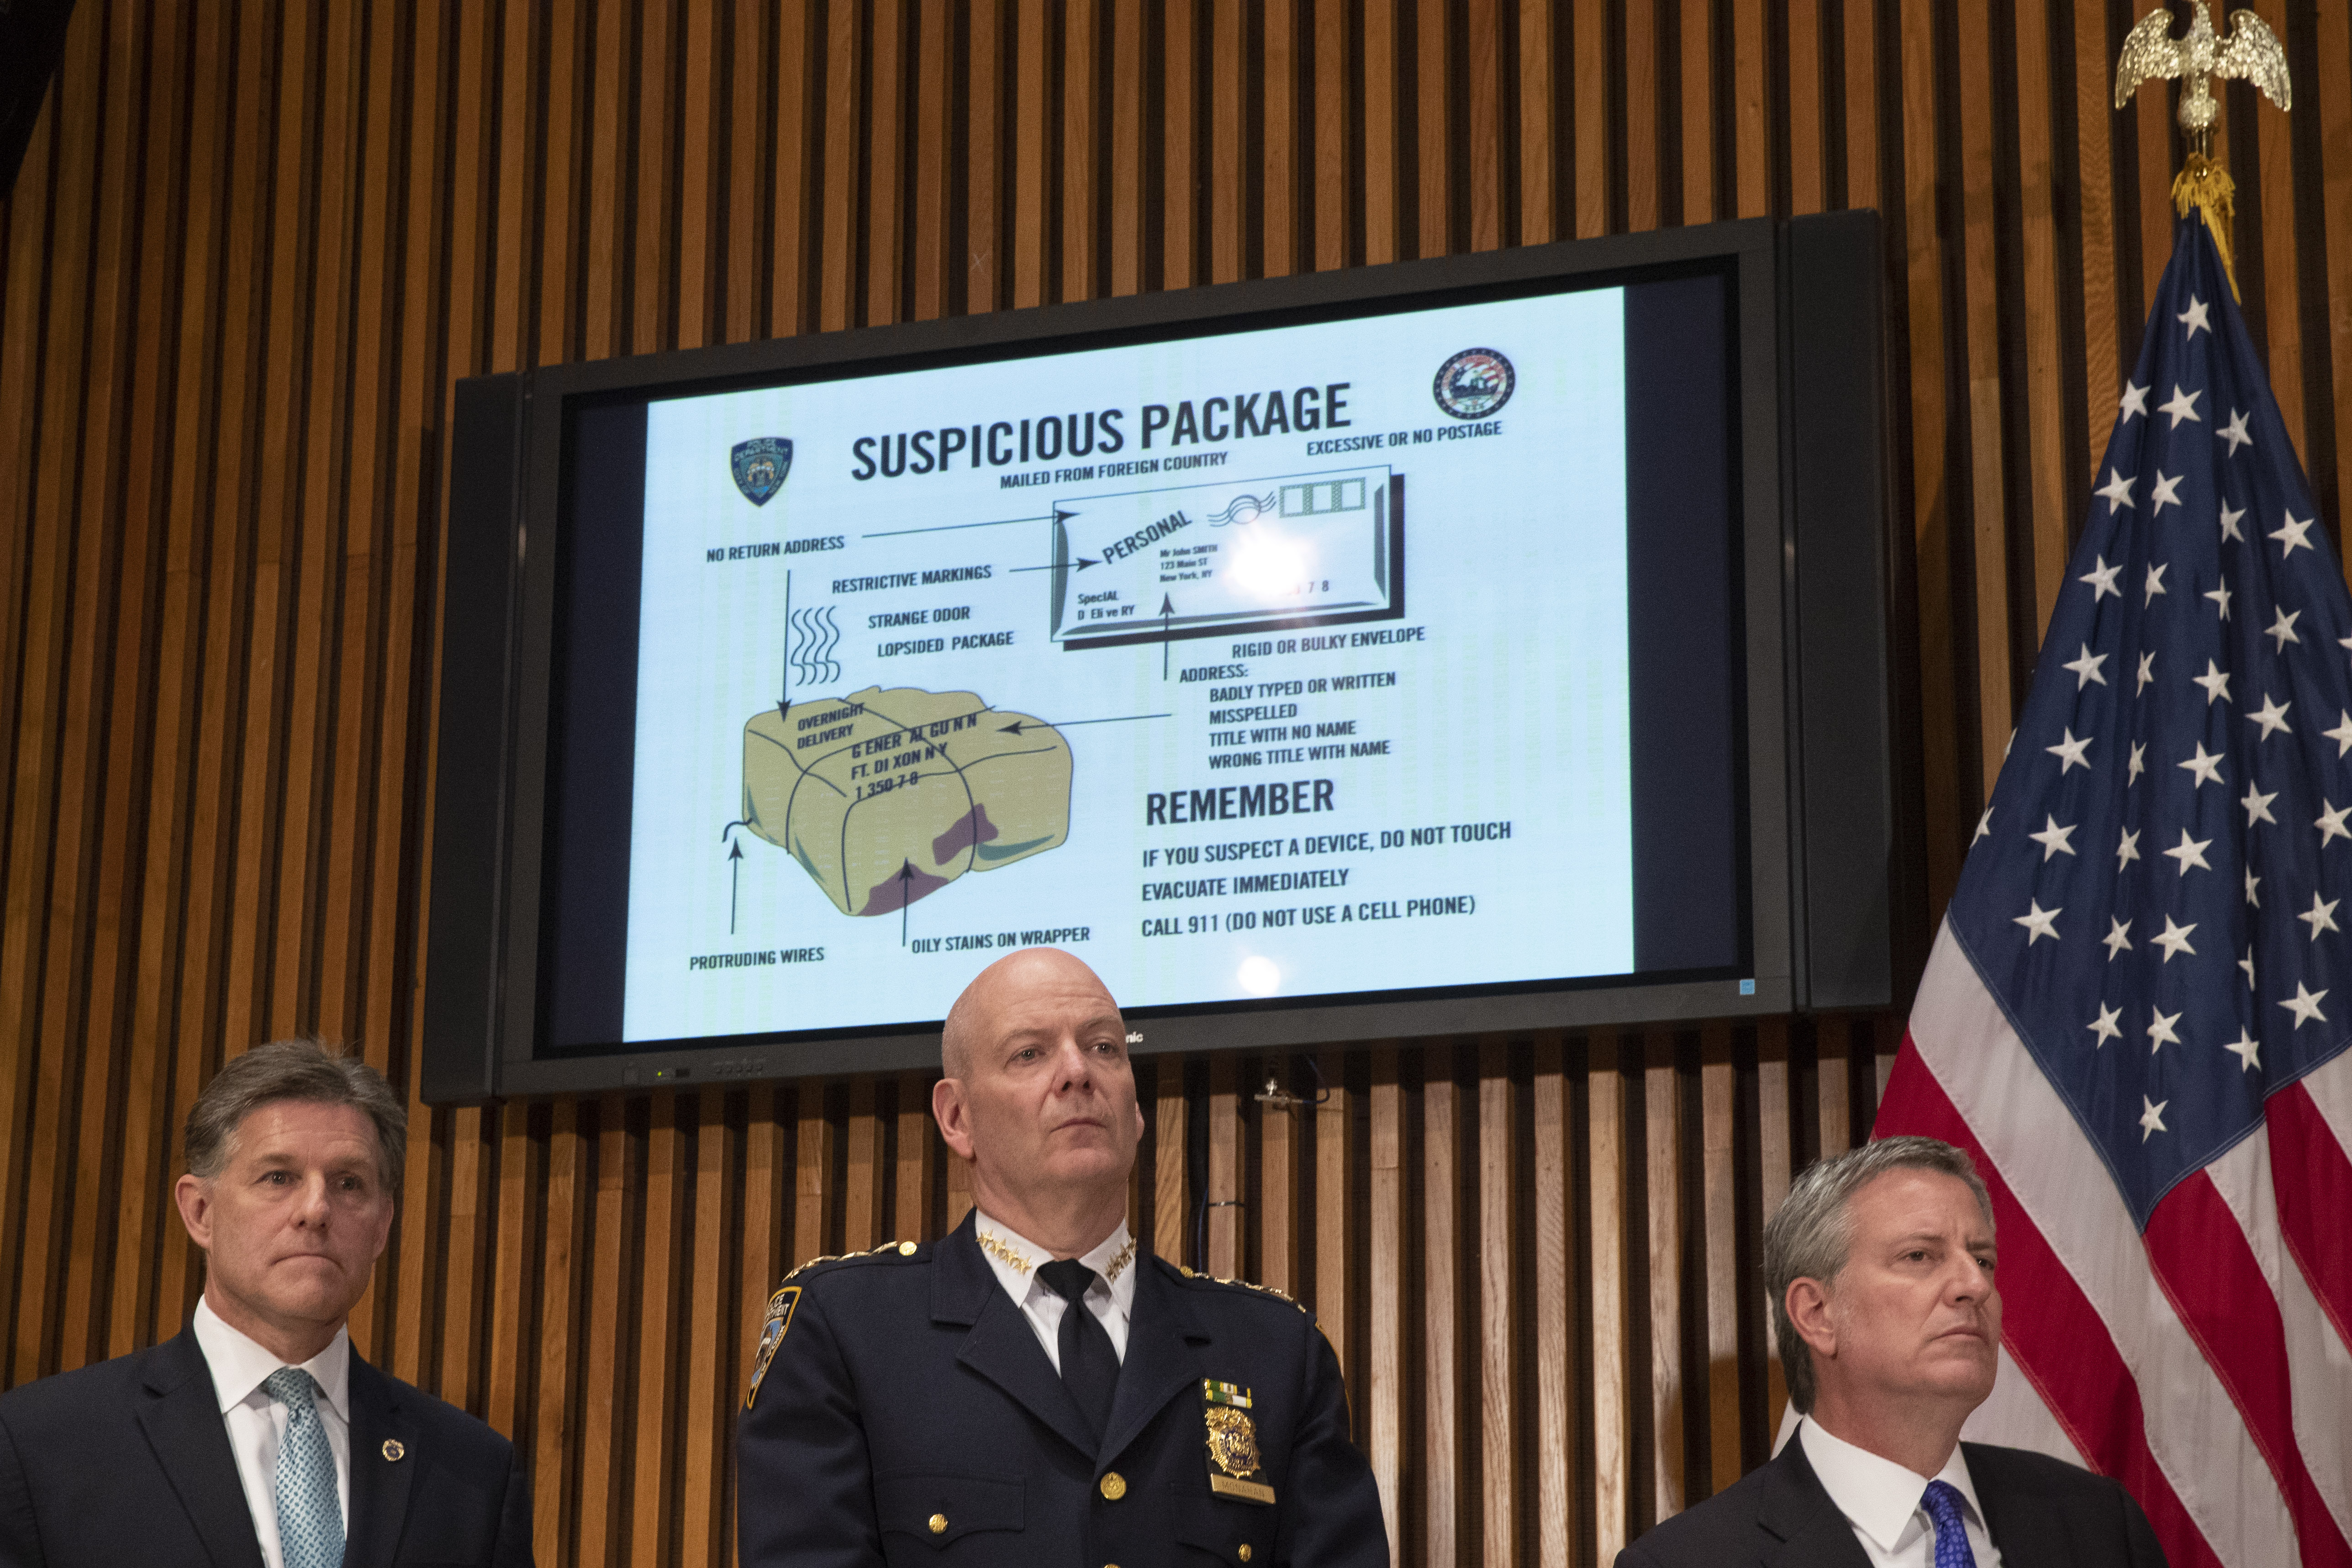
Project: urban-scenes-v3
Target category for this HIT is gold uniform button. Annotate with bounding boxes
[1239,1548,1253,1563]
[928,1515,948,1536]
[1099,1471,1127,1500]
[898,1241,918,1256]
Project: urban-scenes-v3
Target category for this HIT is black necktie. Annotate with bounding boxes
[1038,1258,1119,1443]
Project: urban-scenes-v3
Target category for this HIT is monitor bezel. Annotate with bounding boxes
[463,217,1793,1097]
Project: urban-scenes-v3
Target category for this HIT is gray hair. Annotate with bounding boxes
[1762,1135,1992,1413]
[184,1039,407,1194]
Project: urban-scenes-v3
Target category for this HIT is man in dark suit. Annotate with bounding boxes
[738,946,1388,1566]
[1618,1136,2166,1567]
[0,1040,532,1568]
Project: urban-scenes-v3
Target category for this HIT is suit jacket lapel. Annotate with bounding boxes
[1965,1443,2058,1568]
[131,1330,267,1568]
[1097,1260,1207,1470]
[1756,1437,1875,1568]
[934,1215,1101,1460]
[342,1355,417,1568]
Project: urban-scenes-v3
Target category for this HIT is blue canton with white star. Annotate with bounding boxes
[1945,217,2352,1227]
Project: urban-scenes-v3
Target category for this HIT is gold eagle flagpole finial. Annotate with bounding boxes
[2114,2,2292,296]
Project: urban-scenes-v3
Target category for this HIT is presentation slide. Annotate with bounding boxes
[619,288,1632,1043]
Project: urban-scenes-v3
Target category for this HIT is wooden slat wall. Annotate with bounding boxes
[5,3,2351,1565]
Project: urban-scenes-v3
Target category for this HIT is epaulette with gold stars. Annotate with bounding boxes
[778,1238,923,1284]
[1172,1261,1316,1321]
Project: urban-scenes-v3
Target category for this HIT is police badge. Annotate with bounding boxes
[1202,1379,1275,1504]
[731,437,793,506]
[744,1285,800,1410]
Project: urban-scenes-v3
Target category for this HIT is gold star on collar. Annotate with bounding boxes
[976,1225,1035,1275]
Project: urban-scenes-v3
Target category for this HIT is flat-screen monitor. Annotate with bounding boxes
[422,213,1905,1099]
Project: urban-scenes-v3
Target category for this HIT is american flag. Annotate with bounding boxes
[1874,214,2352,1567]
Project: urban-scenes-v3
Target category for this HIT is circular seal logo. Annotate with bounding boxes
[1432,348,1515,420]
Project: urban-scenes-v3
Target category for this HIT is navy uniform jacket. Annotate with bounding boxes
[1615,1428,2168,1568]
[0,1327,533,1568]
[738,1212,1387,1567]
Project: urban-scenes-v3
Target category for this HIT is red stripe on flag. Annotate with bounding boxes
[2143,1169,2352,1567]
[1875,1040,2225,1568]
[2264,1082,2352,1354]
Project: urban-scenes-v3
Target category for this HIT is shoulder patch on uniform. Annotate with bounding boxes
[778,1239,923,1284]
[1172,1262,1315,1319]
[744,1285,800,1410]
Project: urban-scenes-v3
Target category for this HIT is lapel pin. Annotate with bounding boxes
[382,1439,406,1462]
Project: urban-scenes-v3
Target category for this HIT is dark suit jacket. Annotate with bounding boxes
[0,1328,532,1568]
[738,1213,1388,1567]
[1615,1430,2168,1568]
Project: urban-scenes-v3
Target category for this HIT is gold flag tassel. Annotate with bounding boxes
[2171,153,2238,300]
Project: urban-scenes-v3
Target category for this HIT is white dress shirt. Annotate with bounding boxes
[1798,1416,2003,1567]
[191,1297,353,1568]
[971,1210,1139,1371]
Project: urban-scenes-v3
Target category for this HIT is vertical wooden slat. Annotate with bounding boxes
[680,1094,738,1568]
[2320,0,2352,529]
[1155,1056,1189,1262]
[1477,1043,1516,1566]
[1362,0,1401,264]
[1063,0,1099,303]
[1954,0,2014,782]
[676,0,718,350]
[483,1102,538,1439]
[1315,0,1351,269]
[574,1107,632,1567]
[2247,0,2303,457]
[844,1077,882,1251]
[1732,0,1769,218]
[533,1100,586,1568]
[1314,1050,1351,1358]
[1163,0,1198,288]
[1644,1033,1685,1517]
[771,0,818,334]
[1369,1046,1404,1563]
[1519,0,1556,245]
[910,0,952,321]
[1110,0,1148,295]
[1680,0,1715,224]
[1533,1040,1576,1568]
[1262,0,1298,278]
[1261,1076,1298,1296]
[1467,0,1503,251]
[2015,0,2073,641]
[821,0,865,331]
[866,0,905,325]
[2071,0,2119,464]
[1625,0,1660,233]
[1590,1033,1632,1561]
[633,0,676,352]
[796,1084,834,1263]
[1700,1030,1740,1494]
[897,1070,936,1239]
[628,1103,685,1566]
[1787,0,1824,215]
[1210,0,1244,283]
[1756,1020,1793,1432]
[726,0,766,344]
[1423,1052,1459,1568]
[1207,1055,1241,1277]
[1417,0,1451,257]
[1572,0,1608,238]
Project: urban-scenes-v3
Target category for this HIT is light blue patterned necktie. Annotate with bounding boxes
[1921,1479,1980,1568]
[263,1368,344,1568]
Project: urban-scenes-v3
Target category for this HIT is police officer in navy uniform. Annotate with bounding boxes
[737,946,1388,1567]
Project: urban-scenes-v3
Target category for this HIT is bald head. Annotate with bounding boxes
[932,947,1142,1253]
[941,946,1118,1079]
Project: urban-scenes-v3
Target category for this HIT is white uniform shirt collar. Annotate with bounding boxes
[1799,1415,1988,1556]
[973,1210,1139,1321]
[192,1295,353,1423]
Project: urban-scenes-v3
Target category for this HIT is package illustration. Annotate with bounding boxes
[741,686,1072,916]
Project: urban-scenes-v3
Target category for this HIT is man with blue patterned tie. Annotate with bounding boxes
[0,1040,532,1568]
[1617,1138,2167,1568]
